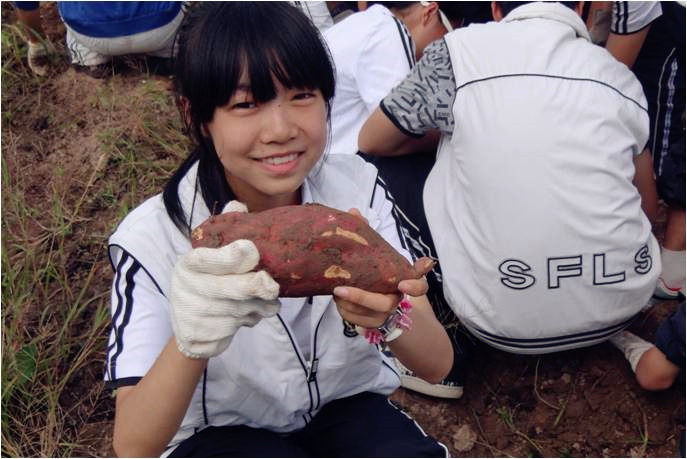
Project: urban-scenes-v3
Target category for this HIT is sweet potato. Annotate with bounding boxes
[190,203,433,297]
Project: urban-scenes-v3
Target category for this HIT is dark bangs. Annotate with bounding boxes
[175,2,335,128]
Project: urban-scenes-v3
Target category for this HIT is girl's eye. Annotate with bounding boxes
[293,92,315,101]
[233,101,256,109]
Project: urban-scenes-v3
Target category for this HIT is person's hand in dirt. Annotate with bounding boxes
[610,302,685,391]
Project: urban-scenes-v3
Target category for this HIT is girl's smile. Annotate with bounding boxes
[257,151,303,174]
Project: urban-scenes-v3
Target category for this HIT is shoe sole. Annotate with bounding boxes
[653,278,684,300]
[400,374,464,399]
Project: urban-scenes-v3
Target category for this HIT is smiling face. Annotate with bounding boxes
[205,77,328,212]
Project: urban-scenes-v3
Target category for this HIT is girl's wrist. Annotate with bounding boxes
[350,296,414,345]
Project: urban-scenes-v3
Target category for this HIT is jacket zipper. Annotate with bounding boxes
[306,296,326,413]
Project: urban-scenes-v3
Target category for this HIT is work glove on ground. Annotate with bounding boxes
[170,201,280,359]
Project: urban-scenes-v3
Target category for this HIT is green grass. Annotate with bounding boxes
[1,6,188,455]
[1,156,112,456]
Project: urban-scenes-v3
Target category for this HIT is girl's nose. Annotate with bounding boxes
[260,102,297,144]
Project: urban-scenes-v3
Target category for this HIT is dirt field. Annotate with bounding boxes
[1,3,684,457]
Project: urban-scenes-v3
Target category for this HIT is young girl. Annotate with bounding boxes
[104,3,452,457]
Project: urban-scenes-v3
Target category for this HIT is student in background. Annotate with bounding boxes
[292,1,334,32]
[324,1,468,158]
[13,2,185,78]
[606,1,686,300]
[359,1,660,374]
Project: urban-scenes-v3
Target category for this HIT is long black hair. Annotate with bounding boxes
[163,2,336,235]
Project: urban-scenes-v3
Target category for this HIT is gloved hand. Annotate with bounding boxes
[170,201,280,359]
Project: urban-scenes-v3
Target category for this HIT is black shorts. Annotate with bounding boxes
[168,392,448,457]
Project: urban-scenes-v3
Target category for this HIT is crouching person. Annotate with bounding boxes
[104,3,452,457]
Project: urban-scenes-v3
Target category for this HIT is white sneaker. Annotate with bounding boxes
[389,355,464,399]
[654,277,685,300]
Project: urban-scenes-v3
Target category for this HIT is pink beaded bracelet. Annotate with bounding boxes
[355,296,413,344]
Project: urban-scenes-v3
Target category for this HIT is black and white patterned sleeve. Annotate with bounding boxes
[379,39,456,138]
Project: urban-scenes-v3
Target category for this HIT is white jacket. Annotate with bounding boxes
[106,154,406,449]
[325,4,415,155]
[425,3,660,353]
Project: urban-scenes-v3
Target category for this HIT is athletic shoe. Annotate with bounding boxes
[654,277,685,300]
[73,62,112,79]
[385,326,470,399]
[395,357,464,399]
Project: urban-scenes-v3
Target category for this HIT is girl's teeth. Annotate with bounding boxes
[264,153,298,165]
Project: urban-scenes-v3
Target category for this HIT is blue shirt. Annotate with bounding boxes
[14,2,182,38]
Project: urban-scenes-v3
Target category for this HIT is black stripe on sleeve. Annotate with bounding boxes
[202,368,209,425]
[392,16,415,69]
[105,253,130,380]
[612,1,628,34]
[105,376,142,391]
[106,254,142,381]
[380,100,426,139]
[621,1,629,34]
[373,175,410,253]
[109,244,165,295]
[105,253,129,377]
[369,175,378,209]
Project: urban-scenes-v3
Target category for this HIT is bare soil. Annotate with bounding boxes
[2,3,684,457]
[392,296,685,457]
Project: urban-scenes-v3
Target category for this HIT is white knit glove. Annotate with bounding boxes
[609,330,654,373]
[170,201,280,359]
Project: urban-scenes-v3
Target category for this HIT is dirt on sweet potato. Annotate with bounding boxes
[191,203,433,297]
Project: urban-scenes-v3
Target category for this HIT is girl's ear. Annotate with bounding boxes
[179,96,193,128]
[179,95,211,139]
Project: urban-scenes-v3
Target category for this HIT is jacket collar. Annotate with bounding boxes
[503,2,591,41]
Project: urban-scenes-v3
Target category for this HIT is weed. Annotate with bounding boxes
[496,405,516,430]
[496,405,545,456]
